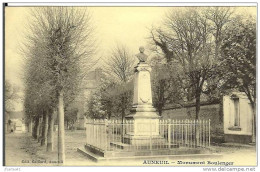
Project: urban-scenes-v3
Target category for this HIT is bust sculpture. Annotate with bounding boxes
[136,46,148,63]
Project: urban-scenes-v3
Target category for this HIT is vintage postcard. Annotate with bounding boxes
[3,2,257,168]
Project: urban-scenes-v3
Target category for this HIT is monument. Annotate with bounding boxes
[124,46,161,145]
[78,46,213,162]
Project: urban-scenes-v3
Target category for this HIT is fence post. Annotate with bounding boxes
[203,119,205,147]
[112,120,114,150]
[185,119,187,146]
[209,119,211,147]
[168,119,171,149]
[172,119,175,146]
[123,119,125,144]
[91,119,93,146]
[176,120,178,147]
[85,119,88,145]
[105,119,108,151]
[150,119,152,150]
[182,120,184,146]
[192,120,194,148]
[199,120,201,147]
[125,120,129,151]
[187,119,189,147]
[97,119,99,148]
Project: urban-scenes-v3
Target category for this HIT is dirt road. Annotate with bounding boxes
[4,131,92,166]
[5,133,35,166]
[4,131,256,166]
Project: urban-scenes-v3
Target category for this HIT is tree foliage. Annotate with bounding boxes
[23,7,96,120]
[220,16,256,107]
[85,90,107,119]
[22,7,96,158]
[150,7,233,119]
[5,80,22,112]
[85,45,135,120]
[150,56,184,115]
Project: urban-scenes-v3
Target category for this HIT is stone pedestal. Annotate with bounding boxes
[125,62,161,145]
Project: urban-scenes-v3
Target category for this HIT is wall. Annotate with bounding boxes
[162,103,223,135]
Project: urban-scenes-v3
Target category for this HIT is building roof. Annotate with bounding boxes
[228,91,248,99]
[80,68,103,89]
[83,68,103,81]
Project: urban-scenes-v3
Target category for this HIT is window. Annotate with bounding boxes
[233,98,240,127]
[228,95,241,131]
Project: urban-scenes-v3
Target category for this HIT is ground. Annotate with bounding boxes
[5,130,94,166]
[4,131,257,166]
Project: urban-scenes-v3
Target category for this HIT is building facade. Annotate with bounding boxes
[5,111,27,133]
[223,92,254,144]
[73,68,103,129]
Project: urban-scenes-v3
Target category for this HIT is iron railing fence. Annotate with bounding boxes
[85,119,210,152]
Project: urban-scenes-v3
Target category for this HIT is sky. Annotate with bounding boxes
[5,6,257,90]
[5,6,172,88]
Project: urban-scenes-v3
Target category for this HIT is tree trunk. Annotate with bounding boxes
[121,114,124,143]
[158,104,163,116]
[195,93,201,120]
[40,114,45,145]
[251,104,256,143]
[108,112,111,120]
[195,92,201,147]
[29,118,33,133]
[58,90,65,164]
[219,96,223,123]
[37,117,42,142]
[186,88,193,118]
[121,96,125,143]
[47,111,55,152]
[41,113,49,146]
[32,117,39,139]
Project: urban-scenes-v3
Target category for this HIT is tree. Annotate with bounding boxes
[150,56,183,116]
[64,108,78,130]
[83,45,135,142]
[204,7,234,59]
[5,80,22,112]
[85,91,107,119]
[5,80,22,133]
[22,7,96,163]
[220,16,256,142]
[23,42,55,143]
[104,44,135,120]
[200,7,234,122]
[150,7,233,119]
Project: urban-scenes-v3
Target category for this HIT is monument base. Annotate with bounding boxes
[123,134,166,146]
[125,111,160,134]
[124,110,162,146]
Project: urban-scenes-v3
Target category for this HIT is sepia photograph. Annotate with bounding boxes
[3,2,257,168]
